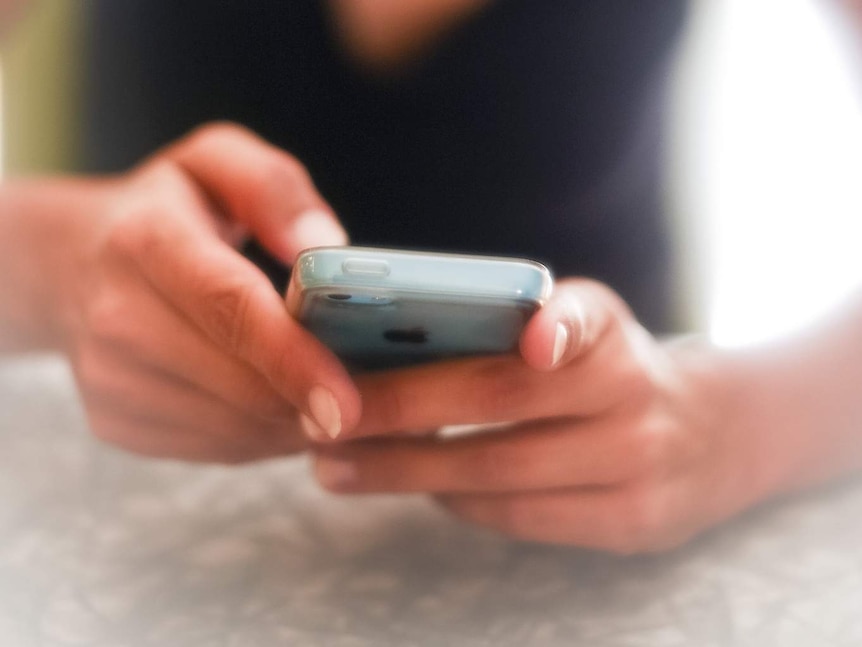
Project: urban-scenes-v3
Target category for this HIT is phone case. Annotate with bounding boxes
[287,246,553,370]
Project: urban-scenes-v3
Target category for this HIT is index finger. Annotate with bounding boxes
[164,122,348,264]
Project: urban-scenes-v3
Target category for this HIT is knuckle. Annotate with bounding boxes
[83,291,133,348]
[618,417,675,479]
[104,207,148,259]
[202,279,261,357]
[186,121,253,149]
[104,195,173,263]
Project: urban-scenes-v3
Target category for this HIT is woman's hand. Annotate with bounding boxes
[308,278,829,553]
[1,123,361,463]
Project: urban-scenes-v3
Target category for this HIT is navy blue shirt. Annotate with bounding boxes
[82,0,688,331]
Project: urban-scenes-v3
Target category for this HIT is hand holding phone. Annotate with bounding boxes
[287,246,553,370]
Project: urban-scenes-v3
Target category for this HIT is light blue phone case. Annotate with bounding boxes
[287,246,553,370]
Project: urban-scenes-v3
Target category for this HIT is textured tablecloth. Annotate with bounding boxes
[2,355,862,646]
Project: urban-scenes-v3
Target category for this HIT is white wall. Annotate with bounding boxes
[672,0,862,346]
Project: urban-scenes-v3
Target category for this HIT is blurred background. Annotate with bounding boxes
[670,0,862,346]
[2,0,861,347]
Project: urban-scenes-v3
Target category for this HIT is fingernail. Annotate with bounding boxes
[315,455,358,491]
[560,293,589,360]
[572,299,589,356]
[289,209,348,253]
[306,385,342,440]
[551,321,569,367]
[300,414,329,443]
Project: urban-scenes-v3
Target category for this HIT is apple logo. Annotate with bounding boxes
[383,327,429,344]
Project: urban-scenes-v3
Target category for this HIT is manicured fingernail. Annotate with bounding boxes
[300,413,329,443]
[289,209,348,253]
[567,295,588,357]
[315,455,358,491]
[551,321,569,367]
[305,386,342,440]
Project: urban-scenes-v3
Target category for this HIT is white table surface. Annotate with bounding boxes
[2,355,862,647]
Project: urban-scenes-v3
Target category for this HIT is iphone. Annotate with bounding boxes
[287,246,553,370]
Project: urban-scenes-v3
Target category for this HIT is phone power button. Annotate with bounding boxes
[342,258,390,277]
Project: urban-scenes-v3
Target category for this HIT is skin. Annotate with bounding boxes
[3,1,862,552]
[306,0,862,552]
[0,123,361,462]
[311,282,862,553]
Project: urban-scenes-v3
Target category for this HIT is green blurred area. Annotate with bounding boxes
[2,2,84,174]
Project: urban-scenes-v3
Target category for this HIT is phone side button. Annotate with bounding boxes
[342,259,391,277]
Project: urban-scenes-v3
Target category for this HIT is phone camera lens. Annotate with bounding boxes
[327,293,352,301]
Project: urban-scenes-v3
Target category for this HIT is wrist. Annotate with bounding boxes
[668,323,862,508]
[662,335,790,509]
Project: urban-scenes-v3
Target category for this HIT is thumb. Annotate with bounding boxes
[519,279,620,371]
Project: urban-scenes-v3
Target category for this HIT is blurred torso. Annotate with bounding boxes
[82,0,688,331]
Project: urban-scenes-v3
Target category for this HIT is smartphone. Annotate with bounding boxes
[286,246,553,371]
